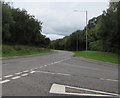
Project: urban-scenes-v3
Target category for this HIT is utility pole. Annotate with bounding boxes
[86,11,88,51]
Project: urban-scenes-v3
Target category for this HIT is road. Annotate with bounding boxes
[1,50,119,97]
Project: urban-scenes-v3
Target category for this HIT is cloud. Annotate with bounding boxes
[28,7,86,38]
[42,33,64,40]
[8,2,109,40]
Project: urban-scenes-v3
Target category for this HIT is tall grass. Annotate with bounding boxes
[2,45,53,57]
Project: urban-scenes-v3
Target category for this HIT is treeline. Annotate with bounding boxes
[2,2,50,48]
[50,2,120,53]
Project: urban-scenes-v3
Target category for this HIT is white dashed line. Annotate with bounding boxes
[0,80,10,84]
[23,70,29,72]
[30,71,36,73]
[21,73,28,76]
[39,66,43,68]
[36,71,70,76]
[4,75,13,78]
[15,72,22,75]
[12,76,21,79]
[100,78,118,82]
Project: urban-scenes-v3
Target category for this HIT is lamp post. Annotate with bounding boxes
[74,10,88,51]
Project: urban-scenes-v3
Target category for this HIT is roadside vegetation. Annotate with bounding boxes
[50,2,120,54]
[74,51,120,64]
[1,1,52,57]
[2,45,53,57]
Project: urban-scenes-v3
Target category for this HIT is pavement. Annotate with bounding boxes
[1,50,119,97]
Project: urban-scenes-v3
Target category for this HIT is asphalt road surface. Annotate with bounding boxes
[1,50,119,97]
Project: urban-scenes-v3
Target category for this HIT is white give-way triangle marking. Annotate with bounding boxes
[49,83,119,97]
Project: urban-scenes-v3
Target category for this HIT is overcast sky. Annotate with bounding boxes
[5,0,109,40]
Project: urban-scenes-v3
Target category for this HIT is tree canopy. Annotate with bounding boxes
[2,1,50,48]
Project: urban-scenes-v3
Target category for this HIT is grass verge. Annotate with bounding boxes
[74,51,120,64]
[2,45,53,57]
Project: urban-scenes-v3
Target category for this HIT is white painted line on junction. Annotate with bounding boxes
[4,75,13,78]
[23,70,29,72]
[100,78,118,82]
[49,83,118,97]
[30,71,36,73]
[34,68,38,70]
[57,73,70,76]
[12,76,21,79]
[15,72,22,75]
[39,66,43,68]
[36,71,70,76]
[44,65,47,67]
[46,58,71,66]
[21,73,28,76]
[0,78,2,80]
[0,80,10,84]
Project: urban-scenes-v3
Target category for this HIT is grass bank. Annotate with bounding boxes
[74,51,120,64]
[2,45,53,57]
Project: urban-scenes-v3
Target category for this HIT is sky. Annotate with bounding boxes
[5,0,109,40]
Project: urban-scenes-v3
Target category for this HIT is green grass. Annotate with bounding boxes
[2,45,53,57]
[74,51,120,64]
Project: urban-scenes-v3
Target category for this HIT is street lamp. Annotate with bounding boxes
[74,10,88,51]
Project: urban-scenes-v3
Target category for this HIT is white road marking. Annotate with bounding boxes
[0,78,2,80]
[44,65,47,67]
[46,58,71,66]
[34,68,38,70]
[36,71,70,76]
[15,72,22,75]
[100,78,118,82]
[39,66,43,68]
[12,76,21,79]
[21,73,28,76]
[23,70,29,72]
[4,75,13,78]
[0,80,10,84]
[30,71,36,73]
[50,83,118,97]
[57,73,70,76]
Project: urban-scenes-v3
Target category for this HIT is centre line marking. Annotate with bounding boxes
[0,80,10,84]
[100,78,118,82]
[12,76,21,79]
[4,75,13,78]
[23,70,29,72]
[15,72,22,75]
[30,71,36,73]
[21,73,28,76]
[36,71,70,76]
